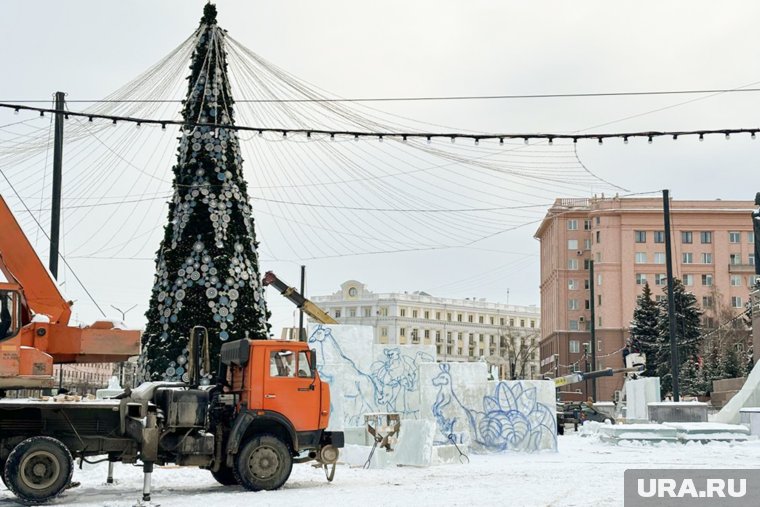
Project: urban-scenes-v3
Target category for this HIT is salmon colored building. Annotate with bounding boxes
[535,196,757,401]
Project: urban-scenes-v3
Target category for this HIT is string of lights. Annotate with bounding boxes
[3,102,758,145]
[7,85,760,103]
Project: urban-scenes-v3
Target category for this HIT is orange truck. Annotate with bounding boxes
[0,196,342,504]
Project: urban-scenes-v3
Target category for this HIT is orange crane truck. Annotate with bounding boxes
[0,197,343,505]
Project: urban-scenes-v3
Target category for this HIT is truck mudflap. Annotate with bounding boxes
[321,430,344,448]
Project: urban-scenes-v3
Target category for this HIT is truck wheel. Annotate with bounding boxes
[1,457,7,488]
[210,464,238,486]
[4,436,73,504]
[234,435,293,492]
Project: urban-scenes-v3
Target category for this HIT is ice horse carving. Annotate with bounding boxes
[431,363,557,452]
[308,325,434,426]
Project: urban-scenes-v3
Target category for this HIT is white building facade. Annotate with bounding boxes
[311,280,542,379]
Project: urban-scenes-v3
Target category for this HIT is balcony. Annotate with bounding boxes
[728,263,755,273]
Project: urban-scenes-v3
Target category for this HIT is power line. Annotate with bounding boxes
[7,86,760,103]
[3,102,758,144]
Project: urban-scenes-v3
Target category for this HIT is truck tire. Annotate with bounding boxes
[0,457,7,488]
[234,434,293,492]
[210,464,238,486]
[4,436,73,504]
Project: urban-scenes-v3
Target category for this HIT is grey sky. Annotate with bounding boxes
[1,1,758,333]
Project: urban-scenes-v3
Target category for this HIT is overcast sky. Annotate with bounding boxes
[1,1,759,333]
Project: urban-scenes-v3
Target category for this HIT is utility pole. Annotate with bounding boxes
[49,91,65,279]
[589,260,597,401]
[663,189,680,401]
[298,265,306,341]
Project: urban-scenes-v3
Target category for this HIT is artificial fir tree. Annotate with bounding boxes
[654,279,703,396]
[140,4,270,382]
[629,282,660,377]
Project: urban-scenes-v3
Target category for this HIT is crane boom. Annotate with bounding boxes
[262,271,338,325]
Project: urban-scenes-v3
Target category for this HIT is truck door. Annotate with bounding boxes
[262,348,320,431]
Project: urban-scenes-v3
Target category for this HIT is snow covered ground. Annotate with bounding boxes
[2,433,759,507]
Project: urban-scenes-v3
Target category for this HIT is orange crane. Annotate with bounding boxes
[0,196,140,391]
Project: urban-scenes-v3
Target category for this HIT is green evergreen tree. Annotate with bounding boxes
[678,356,701,396]
[720,345,742,379]
[702,339,723,395]
[745,344,755,376]
[140,4,270,382]
[655,279,703,396]
[629,282,660,377]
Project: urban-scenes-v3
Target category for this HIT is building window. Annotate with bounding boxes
[568,279,577,290]
[655,274,667,286]
[569,340,580,353]
[520,319,526,327]
[596,231,601,243]
[568,299,578,310]
[635,252,647,264]
[380,307,389,317]
[656,295,666,303]
[595,216,600,225]
[654,252,666,264]
[583,238,592,250]
[400,308,406,317]
[583,259,591,270]
[750,232,755,244]
[585,299,590,310]
[478,315,484,324]
[730,253,741,265]
[701,274,713,286]
[682,274,694,286]
[569,320,579,331]
[436,311,441,320]
[490,316,495,324]
[597,274,602,286]
[363,307,371,317]
[412,309,418,318]
[457,314,463,322]
[568,239,578,250]
[400,328,406,336]
[568,259,578,270]
[597,294,602,306]
[380,327,388,337]
[530,320,536,328]
[584,279,590,290]
[595,252,602,262]
[334,309,342,318]
[634,230,647,243]
[730,275,742,286]
[731,296,743,308]
[636,273,647,285]
[729,231,741,243]
[501,317,506,326]
[749,255,755,266]
[435,331,441,342]
[412,330,420,343]
[567,219,578,230]
[468,315,474,323]
[702,296,714,309]
[349,308,357,317]
[682,231,693,244]
[654,231,665,243]
[424,310,430,319]
[682,252,693,264]
[447,313,452,321]
[700,231,712,244]
[584,219,591,230]
[701,252,713,264]
[749,275,760,286]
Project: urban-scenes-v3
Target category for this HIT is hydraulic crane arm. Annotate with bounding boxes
[553,367,642,388]
[262,271,338,325]
[0,196,71,324]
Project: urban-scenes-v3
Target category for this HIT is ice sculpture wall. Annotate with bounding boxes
[308,324,557,453]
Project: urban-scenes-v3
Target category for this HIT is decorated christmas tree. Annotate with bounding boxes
[140,4,270,382]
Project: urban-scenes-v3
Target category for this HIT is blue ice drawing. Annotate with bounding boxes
[308,325,434,426]
[430,363,557,452]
